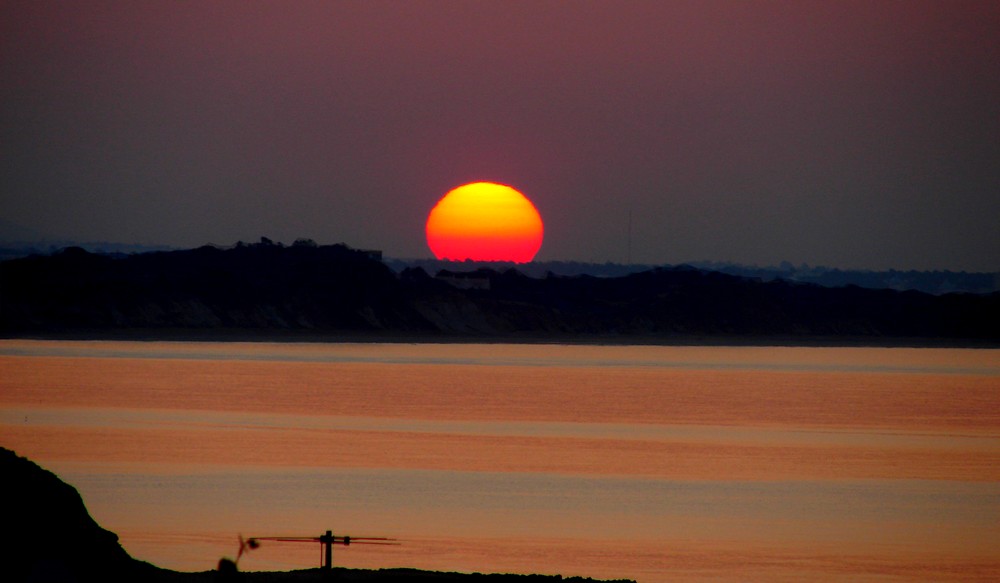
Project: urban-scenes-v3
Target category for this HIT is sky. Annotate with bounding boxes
[2,0,998,271]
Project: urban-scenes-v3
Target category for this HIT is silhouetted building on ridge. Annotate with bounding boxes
[436,271,491,290]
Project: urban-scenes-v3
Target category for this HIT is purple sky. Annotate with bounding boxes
[2,1,998,270]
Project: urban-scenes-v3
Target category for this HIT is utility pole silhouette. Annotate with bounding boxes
[244,531,398,569]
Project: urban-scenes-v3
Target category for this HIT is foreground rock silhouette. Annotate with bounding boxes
[0,448,633,583]
[1,447,161,582]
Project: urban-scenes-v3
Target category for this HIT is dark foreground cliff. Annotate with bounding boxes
[1,241,997,344]
[0,447,632,583]
[1,447,164,582]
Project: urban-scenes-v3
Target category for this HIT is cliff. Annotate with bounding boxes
[1,241,997,343]
[0,447,164,582]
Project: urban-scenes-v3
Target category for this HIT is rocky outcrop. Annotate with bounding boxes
[0,447,163,582]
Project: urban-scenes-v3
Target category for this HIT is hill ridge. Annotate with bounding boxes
[1,242,996,344]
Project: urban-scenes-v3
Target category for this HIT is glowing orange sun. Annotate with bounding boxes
[426,182,544,263]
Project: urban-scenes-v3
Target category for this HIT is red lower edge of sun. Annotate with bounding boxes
[426,182,544,263]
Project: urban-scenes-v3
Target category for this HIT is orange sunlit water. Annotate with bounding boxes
[1,341,999,581]
[426,182,543,262]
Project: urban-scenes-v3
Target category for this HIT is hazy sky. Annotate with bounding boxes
[2,1,998,270]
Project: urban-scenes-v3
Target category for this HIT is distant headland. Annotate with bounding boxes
[1,239,997,346]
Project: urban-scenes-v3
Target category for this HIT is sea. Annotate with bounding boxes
[1,340,998,582]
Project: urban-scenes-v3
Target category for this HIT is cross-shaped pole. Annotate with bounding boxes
[318,529,350,569]
[246,531,392,570]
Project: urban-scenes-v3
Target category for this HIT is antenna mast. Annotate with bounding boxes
[627,209,632,265]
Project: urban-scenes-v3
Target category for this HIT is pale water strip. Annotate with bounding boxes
[5,406,998,447]
[2,339,997,375]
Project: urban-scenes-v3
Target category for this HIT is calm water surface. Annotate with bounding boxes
[1,340,998,582]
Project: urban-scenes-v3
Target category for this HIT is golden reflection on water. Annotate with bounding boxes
[1,340,999,581]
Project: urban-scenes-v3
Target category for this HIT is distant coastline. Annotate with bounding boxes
[2,242,997,347]
[3,329,998,349]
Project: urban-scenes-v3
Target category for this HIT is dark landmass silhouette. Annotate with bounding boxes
[5,240,996,295]
[1,240,997,345]
[1,446,164,582]
[0,447,634,583]
[386,258,1000,296]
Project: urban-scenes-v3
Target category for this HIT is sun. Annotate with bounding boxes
[426,182,544,263]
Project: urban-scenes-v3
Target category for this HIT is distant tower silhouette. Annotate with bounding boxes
[627,209,632,265]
